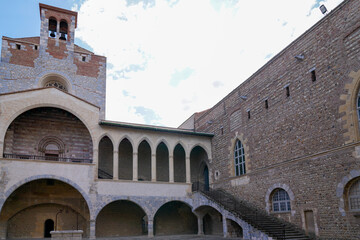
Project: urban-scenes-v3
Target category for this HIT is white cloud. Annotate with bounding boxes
[75,0,343,127]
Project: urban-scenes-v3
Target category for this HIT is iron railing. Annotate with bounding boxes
[3,153,92,164]
[192,181,312,240]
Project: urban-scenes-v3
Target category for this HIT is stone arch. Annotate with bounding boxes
[173,143,186,183]
[118,135,135,150]
[155,138,171,152]
[337,169,360,216]
[156,141,169,182]
[95,199,149,237]
[94,198,150,220]
[190,145,210,185]
[98,135,114,179]
[153,200,197,236]
[138,139,152,181]
[0,106,95,158]
[96,133,115,149]
[37,72,73,93]
[265,183,295,215]
[190,143,211,160]
[173,140,188,155]
[1,103,96,156]
[194,205,223,235]
[228,132,250,177]
[118,137,134,180]
[0,175,92,217]
[339,70,360,143]
[135,136,154,152]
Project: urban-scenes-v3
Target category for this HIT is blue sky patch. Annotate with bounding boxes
[170,68,194,87]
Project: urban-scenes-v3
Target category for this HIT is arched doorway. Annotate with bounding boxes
[190,146,210,190]
[0,179,90,239]
[44,219,54,237]
[154,201,197,236]
[96,200,147,237]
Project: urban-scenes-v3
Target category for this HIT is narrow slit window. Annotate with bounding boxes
[265,99,269,109]
[286,86,290,97]
[311,69,316,82]
[247,110,251,119]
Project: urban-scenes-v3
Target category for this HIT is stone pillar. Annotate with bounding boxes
[133,151,138,181]
[148,218,154,237]
[0,141,3,159]
[186,156,191,183]
[93,148,98,179]
[169,155,174,183]
[222,214,228,238]
[197,216,204,235]
[151,153,156,182]
[113,150,118,180]
[0,221,7,240]
[89,220,96,240]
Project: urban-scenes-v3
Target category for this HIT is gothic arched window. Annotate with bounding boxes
[234,139,246,176]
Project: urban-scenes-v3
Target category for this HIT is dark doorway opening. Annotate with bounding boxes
[204,166,209,191]
[44,219,54,237]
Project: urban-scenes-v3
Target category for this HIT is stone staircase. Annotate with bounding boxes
[98,168,113,179]
[193,182,313,240]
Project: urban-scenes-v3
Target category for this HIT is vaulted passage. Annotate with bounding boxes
[154,201,197,236]
[3,107,93,163]
[0,179,90,239]
[96,200,147,237]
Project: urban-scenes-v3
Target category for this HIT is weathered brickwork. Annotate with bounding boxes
[4,107,93,159]
[190,0,360,239]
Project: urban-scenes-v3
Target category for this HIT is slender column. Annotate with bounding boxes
[169,155,174,183]
[133,151,138,181]
[222,214,228,238]
[93,148,99,179]
[55,22,60,46]
[197,216,204,235]
[113,150,119,180]
[147,218,154,237]
[186,156,191,183]
[89,219,96,240]
[151,153,156,182]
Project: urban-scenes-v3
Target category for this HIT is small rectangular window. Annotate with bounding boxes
[34,45,38,50]
[311,69,316,82]
[265,99,269,109]
[247,110,251,119]
[82,56,86,62]
[16,44,21,50]
[286,86,290,97]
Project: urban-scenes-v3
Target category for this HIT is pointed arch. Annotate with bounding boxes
[138,139,151,181]
[98,135,114,179]
[156,142,169,182]
[173,143,186,183]
[190,146,209,184]
[118,137,133,180]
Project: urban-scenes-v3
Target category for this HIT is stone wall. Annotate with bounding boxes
[191,0,360,238]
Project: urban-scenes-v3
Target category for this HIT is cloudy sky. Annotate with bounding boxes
[0,0,343,127]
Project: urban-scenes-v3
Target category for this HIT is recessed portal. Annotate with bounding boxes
[44,219,54,238]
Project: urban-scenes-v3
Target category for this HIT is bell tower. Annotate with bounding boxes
[39,3,77,51]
